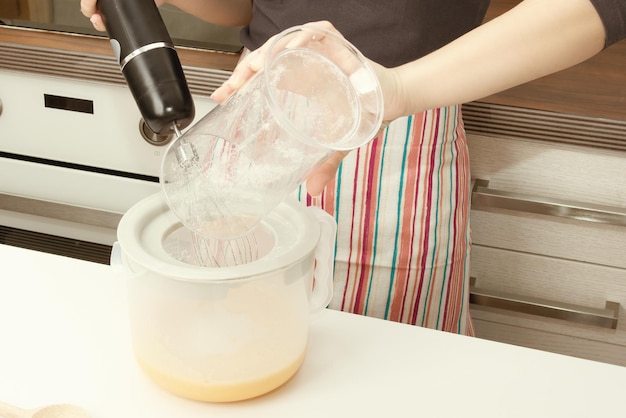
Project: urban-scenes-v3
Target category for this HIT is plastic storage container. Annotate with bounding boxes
[113,193,336,402]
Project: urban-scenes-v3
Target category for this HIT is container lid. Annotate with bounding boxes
[116,193,321,282]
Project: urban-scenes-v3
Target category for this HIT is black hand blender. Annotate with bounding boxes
[98,0,195,136]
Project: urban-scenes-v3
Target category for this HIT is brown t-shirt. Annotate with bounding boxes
[590,0,626,46]
[241,0,490,67]
[241,0,626,67]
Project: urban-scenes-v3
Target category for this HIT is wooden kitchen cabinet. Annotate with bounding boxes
[466,0,626,366]
[467,134,626,366]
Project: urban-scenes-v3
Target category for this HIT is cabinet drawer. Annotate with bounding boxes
[470,245,626,364]
[471,317,626,366]
[466,133,626,364]
[467,134,626,209]
[471,210,626,269]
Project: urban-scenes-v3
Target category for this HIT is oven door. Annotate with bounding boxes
[0,44,222,264]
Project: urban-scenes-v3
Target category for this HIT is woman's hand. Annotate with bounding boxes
[80,0,105,31]
[211,21,404,196]
[213,21,403,120]
[80,0,168,31]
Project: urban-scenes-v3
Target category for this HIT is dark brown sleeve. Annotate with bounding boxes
[589,0,626,47]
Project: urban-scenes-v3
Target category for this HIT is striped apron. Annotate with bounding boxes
[297,106,474,336]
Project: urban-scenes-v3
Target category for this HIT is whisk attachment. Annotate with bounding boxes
[191,229,259,268]
[175,142,199,168]
[163,121,260,268]
[168,122,199,168]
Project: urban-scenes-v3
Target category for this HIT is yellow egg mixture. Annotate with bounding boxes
[130,277,310,402]
[135,349,306,402]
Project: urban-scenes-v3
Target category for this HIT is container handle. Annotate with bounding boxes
[308,207,337,313]
[110,241,147,278]
[110,241,124,273]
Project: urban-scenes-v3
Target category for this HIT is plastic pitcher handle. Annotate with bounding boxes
[308,207,337,312]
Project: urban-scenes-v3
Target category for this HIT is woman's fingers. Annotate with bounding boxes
[210,49,263,103]
[90,14,107,32]
[79,0,97,17]
[304,118,390,195]
[305,151,350,197]
[80,0,107,31]
[211,21,342,104]
[210,29,277,102]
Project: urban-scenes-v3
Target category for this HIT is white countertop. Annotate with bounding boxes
[1,243,625,417]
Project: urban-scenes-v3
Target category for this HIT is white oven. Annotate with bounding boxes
[0,6,240,263]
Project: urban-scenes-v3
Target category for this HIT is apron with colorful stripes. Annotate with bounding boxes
[297,105,474,336]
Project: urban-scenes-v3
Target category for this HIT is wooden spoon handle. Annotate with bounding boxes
[0,401,25,418]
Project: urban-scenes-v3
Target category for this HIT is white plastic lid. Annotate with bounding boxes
[116,193,321,282]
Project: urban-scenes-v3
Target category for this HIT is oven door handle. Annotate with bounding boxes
[0,193,122,229]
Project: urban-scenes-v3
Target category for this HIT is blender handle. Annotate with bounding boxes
[98,0,195,135]
[308,207,337,313]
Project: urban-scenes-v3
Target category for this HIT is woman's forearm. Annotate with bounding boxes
[395,0,607,117]
[165,0,253,26]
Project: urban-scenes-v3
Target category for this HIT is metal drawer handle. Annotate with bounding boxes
[0,193,122,229]
[471,179,626,227]
[469,278,620,329]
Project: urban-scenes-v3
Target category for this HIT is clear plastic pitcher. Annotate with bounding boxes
[161,25,383,239]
